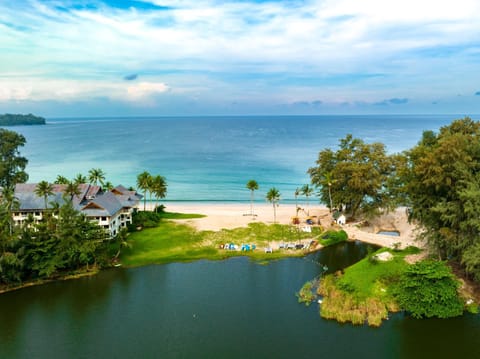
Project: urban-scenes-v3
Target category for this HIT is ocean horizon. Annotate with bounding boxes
[8,114,476,202]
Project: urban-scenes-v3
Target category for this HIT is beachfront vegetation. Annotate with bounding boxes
[266,187,281,223]
[403,118,480,281]
[308,117,480,284]
[246,179,259,216]
[136,171,167,211]
[0,200,110,286]
[88,168,106,186]
[316,247,470,326]
[0,129,28,189]
[308,134,397,218]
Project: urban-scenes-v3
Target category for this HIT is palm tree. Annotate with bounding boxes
[54,175,69,184]
[64,181,81,202]
[0,187,19,236]
[103,181,114,191]
[294,187,301,208]
[35,181,54,210]
[137,171,152,211]
[301,184,314,214]
[266,187,281,223]
[88,168,106,186]
[151,175,167,209]
[246,179,259,216]
[74,173,87,184]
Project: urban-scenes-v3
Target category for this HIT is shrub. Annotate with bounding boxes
[131,211,162,230]
[394,260,464,319]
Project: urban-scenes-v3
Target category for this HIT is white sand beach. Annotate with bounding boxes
[156,202,420,249]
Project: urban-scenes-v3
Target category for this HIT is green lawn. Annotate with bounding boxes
[120,221,326,267]
[158,211,206,219]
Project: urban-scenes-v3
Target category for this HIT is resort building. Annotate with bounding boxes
[11,183,141,237]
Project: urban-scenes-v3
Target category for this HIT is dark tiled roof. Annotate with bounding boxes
[14,183,139,217]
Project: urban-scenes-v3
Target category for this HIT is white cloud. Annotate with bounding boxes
[127,82,170,99]
[0,0,479,113]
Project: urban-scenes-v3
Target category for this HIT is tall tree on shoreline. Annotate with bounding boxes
[88,168,106,186]
[301,184,314,214]
[308,134,395,218]
[404,118,480,278]
[35,181,54,210]
[137,171,152,211]
[266,187,281,223]
[321,172,336,212]
[0,129,28,189]
[294,187,301,209]
[246,179,259,216]
[151,175,167,209]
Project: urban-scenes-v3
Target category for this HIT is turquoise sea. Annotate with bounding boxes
[9,115,469,202]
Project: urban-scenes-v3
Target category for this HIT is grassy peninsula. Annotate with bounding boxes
[121,217,329,267]
[0,113,46,126]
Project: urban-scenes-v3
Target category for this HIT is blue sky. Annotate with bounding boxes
[1,0,480,117]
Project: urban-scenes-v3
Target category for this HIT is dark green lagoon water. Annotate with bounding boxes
[1,242,479,359]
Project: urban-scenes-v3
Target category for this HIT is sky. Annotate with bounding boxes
[1,0,480,117]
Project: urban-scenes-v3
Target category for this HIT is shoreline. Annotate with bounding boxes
[157,202,420,250]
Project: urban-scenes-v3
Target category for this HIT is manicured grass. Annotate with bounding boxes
[158,212,206,219]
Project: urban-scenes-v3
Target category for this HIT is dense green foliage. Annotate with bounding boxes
[0,113,45,126]
[0,129,28,189]
[0,201,110,286]
[308,134,397,218]
[404,118,480,279]
[136,171,167,211]
[394,260,464,319]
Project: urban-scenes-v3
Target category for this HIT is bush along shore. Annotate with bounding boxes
[299,247,479,327]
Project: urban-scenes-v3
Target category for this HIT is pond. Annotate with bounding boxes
[0,241,479,359]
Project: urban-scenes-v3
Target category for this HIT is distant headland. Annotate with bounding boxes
[0,113,46,126]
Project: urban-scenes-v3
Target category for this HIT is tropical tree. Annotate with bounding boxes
[246,179,259,216]
[64,181,81,202]
[266,187,281,223]
[0,187,19,237]
[151,175,167,209]
[0,129,28,189]
[74,173,87,184]
[321,172,336,212]
[103,181,114,191]
[301,184,314,214]
[404,118,480,272]
[35,181,54,210]
[308,134,395,218]
[294,187,301,209]
[88,168,106,186]
[54,175,69,184]
[137,171,152,211]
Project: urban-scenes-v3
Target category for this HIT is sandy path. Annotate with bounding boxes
[155,203,421,249]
